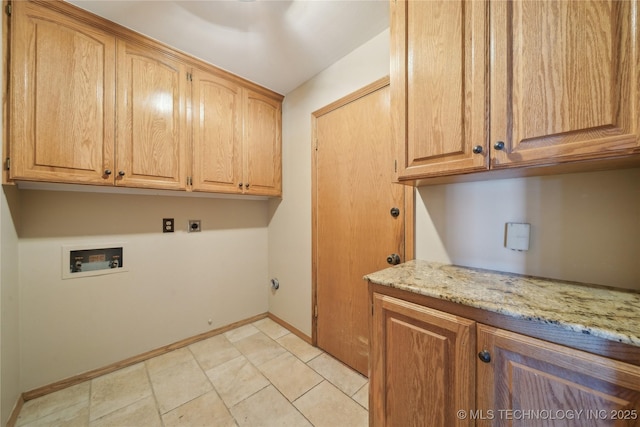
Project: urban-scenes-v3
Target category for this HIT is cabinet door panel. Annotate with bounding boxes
[244,90,282,196]
[10,2,115,184]
[393,0,488,179]
[116,41,187,190]
[191,70,242,193]
[371,293,475,427]
[491,0,640,168]
[477,325,640,427]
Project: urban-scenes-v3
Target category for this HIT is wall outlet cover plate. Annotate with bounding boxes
[505,223,530,251]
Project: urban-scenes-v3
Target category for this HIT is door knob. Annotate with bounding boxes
[386,253,401,265]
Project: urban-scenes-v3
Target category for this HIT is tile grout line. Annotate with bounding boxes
[142,359,168,427]
[16,318,368,426]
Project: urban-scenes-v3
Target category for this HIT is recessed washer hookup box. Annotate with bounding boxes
[62,243,128,279]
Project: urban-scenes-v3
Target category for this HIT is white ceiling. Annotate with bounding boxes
[67,0,390,95]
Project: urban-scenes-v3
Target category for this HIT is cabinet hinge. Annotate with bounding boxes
[394,159,397,173]
[5,3,11,16]
[187,176,193,186]
[5,158,10,171]
[314,304,318,318]
[187,72,192,82]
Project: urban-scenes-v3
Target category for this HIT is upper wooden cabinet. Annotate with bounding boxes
[191,68,243,194]
[190,74,282,196]
[243,90,282,196]
[7,0,283,197]
[116,40,188,190]
[393,0,640,183]
[9,1,116,185]
[391,0,488,178]
[490,0,640,169]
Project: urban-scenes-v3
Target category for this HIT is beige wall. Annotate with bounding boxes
[415,168,640,290]
[1,187,21,423]
[268,29,391,337]
[18,189,269,391]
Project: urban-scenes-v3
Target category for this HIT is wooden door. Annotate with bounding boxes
[243,90,282,196]
[116,40,188,190]
[490,0,640,169]
[10,1,116,185]
[392,0,488,180]
[370,293,475,427]
[477,324,640,427]
[191,68,243,194]
[313,79,408,376]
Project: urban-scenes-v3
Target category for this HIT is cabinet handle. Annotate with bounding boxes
[118,170,126,177]
[104,169,112,176]
[472,145,483,154]
[478,350,491,363]
[238,182,243,188]
[494,141,505,150]
[245,183,250,189]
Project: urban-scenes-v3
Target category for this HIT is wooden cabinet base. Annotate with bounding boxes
[369,284,640,427]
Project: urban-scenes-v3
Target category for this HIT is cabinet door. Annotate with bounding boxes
[116,40,188,190]
[243,90,282,196]
[477,324,640,427]
[191,69,243,194]
[392,0,488,180]
[10,1,116,185]
[370,293,475,427]
[491,0,640,168]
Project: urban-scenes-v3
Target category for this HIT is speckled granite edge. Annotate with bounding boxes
[364,260,640,348]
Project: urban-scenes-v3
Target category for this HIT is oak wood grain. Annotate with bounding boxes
[191,67,243,194]
[392,0,488,179]
[10,1,116,184]
[370,293,475,427]
[115,40,188,190]
[477,324,640,427]
[491,0,640,168]
[243,90,282,196]
[313,80,405,376]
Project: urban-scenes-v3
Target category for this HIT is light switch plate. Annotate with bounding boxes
[505,223,530,251]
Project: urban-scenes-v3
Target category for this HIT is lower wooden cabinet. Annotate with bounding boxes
[477,325,640,427]
[370,293,475,427]
[370,290,640,427]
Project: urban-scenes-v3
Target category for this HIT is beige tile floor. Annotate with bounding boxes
[15,318,369,427]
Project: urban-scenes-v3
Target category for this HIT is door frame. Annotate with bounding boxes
[310,76,415,347]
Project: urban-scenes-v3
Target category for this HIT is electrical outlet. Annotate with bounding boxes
[163,218,174,233]
[188,220,201,232]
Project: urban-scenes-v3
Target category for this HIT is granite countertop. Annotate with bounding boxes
[364,260,640,347]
